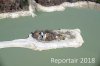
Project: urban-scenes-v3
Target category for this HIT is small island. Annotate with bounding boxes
[0,29,84,51]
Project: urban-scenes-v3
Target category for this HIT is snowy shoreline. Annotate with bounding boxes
[37,1,100,12]
[0,29,84,51]
[0,11,32,19]
[0,1,100,19]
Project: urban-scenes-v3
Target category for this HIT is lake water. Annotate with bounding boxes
[0,8,100,66]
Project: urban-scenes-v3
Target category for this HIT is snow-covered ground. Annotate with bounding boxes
[0,29,84,51]
[0,1,100,19]
[0,11,32,19]
[37,1,100,12]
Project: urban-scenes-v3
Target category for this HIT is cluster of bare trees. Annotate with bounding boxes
[0,0,29,13]
[34,0,100,6]
[0,0,100,13]
[34,0,66,6]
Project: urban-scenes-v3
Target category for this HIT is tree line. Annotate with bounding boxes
[0,0,29,13]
